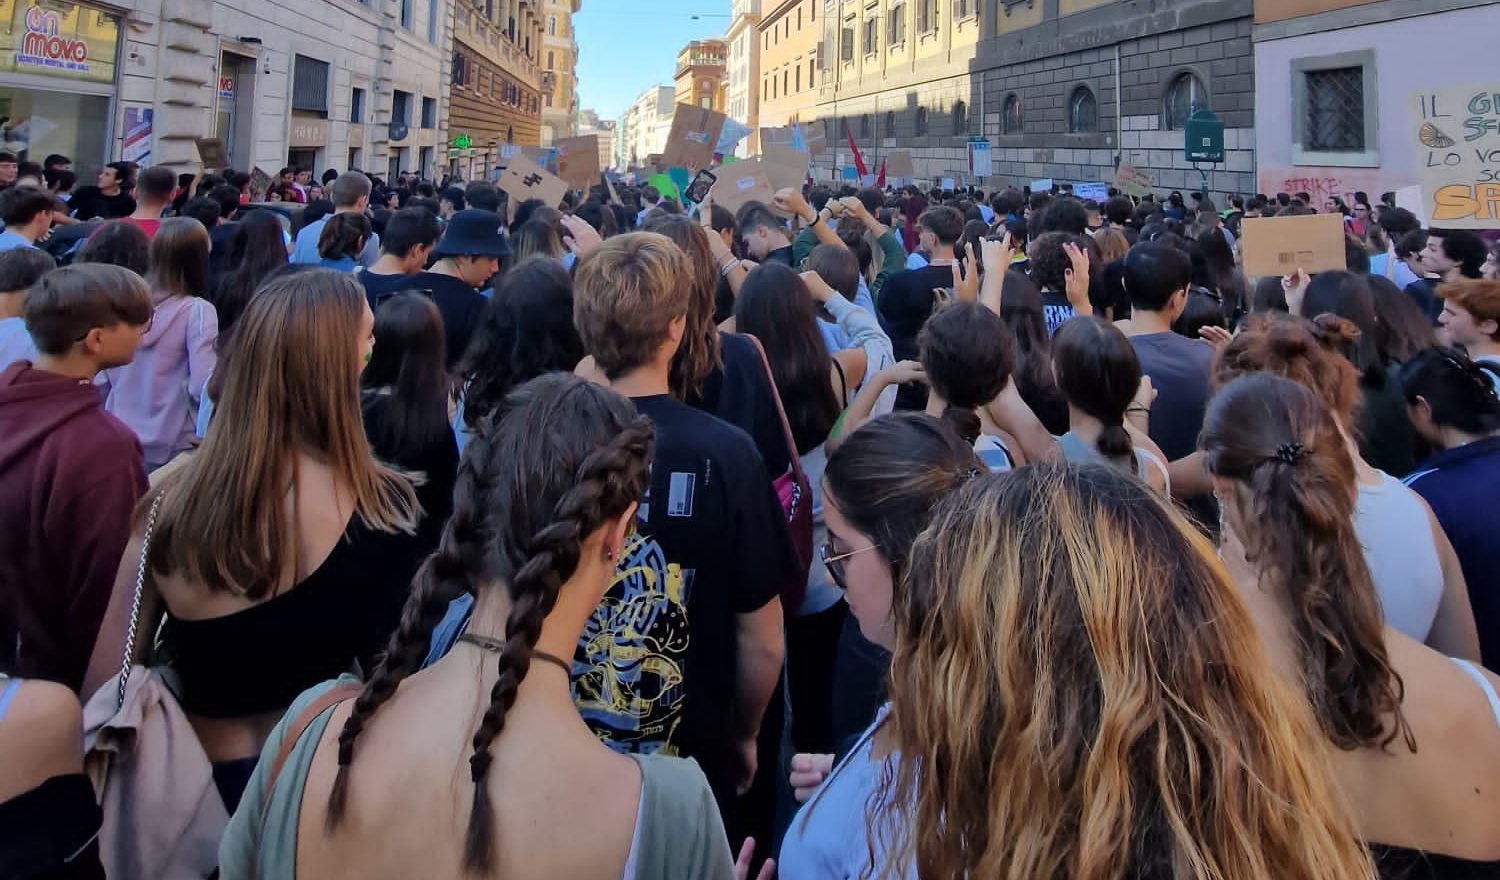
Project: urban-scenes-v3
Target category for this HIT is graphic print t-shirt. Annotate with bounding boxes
[572,394,797,770]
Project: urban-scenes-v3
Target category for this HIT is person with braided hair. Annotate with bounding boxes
[1201,373,1500,871]
[221,373,759,878]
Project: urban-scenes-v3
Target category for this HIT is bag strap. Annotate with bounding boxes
[743,332,807,482]
[260,683,363,821]
[115,492,164,711]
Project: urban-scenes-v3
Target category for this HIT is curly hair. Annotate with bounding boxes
[1202,374,1411,753]
[875,463,1375,880]
[324,373,653,872]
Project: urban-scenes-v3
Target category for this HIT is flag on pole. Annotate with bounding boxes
[844,121,868,179]
[876,159,887,189]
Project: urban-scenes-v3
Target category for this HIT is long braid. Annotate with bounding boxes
[462,416,653,872]
[325,424,504,826]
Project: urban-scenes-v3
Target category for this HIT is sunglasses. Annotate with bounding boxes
[820,540,878,590]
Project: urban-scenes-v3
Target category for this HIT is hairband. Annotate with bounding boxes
[1274,442,1304,465]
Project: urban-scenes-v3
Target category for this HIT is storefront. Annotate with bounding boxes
[0,0,121,171]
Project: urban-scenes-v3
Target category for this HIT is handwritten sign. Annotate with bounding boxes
[1239,213,1348,278]
[1411,85,1500,229]
[1256,166,1396,210]
[499,154,569,216]
[662,104,727,170]
[1113,164,1154,199]
[707,158,775,214]
[554,135,600,190]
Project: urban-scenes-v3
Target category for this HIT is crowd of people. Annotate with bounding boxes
[1,151,1500,880]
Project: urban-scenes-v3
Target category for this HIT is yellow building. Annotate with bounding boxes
[449,0,546,178]
[541,0,581,145]
[757,0,819,130]
[674,39,727,112]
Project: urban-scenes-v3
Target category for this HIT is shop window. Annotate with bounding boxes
[292,55,330,117]
[860,114,872,139]
[1003,93,1022,134]
[1068,86,1097,133]
[1163,71,1206,131]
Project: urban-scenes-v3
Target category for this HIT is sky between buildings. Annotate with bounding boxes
[574,1,730,121]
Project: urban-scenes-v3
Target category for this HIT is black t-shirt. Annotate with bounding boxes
[361,391,458,553]
[689,332,790,477]
[571,394,797,787]
[1040,289,1078,336]
[68,186,135,222]
[357,270,485,368]
[0,773,104,879]
[876,265,953,362]
[1128,331,1214,462]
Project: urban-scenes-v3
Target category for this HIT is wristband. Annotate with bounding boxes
[719,258,742,277]
[1126,404,1150,415]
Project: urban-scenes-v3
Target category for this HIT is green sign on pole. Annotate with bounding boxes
[452,133,473,150]
[1183,108,1224,164]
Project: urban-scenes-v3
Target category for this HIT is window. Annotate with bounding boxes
[783,70,789,95]
[1164,72,1206,130]
[863,14,877,54]
[887,1,906,44]
[392,90,411,126]
[548,50,554,69]
[840,20,854,61]
[452,53,466,86]
[797,7,802,28]
[885,110,896,135]
[953,0,975,19]
[915,106,929,136]
[1003,94,1022,134]
[292,54,330,116]
[400,0,412,29]
[546,93,553,107]
[809,58,816,85]
[860,114,871,138]
[1068,86,1098,133]
[952,99,967,134]
[1304,67,1364,152]
[796,65,801,91]
[548,15,556,35]
[700,96,712,108]
[916,0,936,34]
[351,86,365,123]
[421,96,436,128]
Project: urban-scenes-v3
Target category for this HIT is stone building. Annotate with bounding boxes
[449,0,546,179]
[726,0,762,155]
[617,84,674,169]
[577,110,614,170]
[674,39,727,113]
[0,0,453,181]
[540,0,580,145]
[816,0,1256,203]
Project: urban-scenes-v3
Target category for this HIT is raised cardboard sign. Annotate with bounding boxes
[554,135,600,190]
[499,154,569,217]
[1113,164,1155,198]
[1239,213,1348,278]
[662,104,727,169]
[194,137,228,170]
[707,158,776,214]
[886,150,915,180]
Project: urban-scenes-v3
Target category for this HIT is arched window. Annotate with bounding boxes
[1164,72,1207,130]
[860,113,872,138]
[952,99,967,135]
[1002,94,1022,134]
[915,106,929,136]
[884,110,896,135]
[547,15,557,35]
[1068,86,1097,133]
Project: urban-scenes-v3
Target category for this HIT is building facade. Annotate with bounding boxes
[0,0,452,183]
[674,39,726,113]
[617,84,674,168]
[817,0,1256,203]
[1252,0,1495,205]
[758,0,819,131]
[578,109,614,170]
[540,0,580,145]
[726,0,761,154]
[449,0,545,179]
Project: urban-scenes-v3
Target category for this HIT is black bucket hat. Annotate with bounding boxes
[431,208,512,259]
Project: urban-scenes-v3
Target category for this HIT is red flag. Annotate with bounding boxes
[876,159,887,188]
[844,121,868,179]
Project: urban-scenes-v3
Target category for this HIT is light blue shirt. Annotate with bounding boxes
[1369,252,1423,290]
[905,251,929,270]
[0,315,36,370]
[0,230,36,251]
[977,203,996,225]
[291,216,380,267]
[817,278,877,353]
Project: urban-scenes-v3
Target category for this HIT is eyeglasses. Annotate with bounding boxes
[820,540,878,590]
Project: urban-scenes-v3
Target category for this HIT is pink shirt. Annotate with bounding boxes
[101,294,218,469]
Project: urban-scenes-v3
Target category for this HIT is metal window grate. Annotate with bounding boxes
[292,55,329,116]
[1164,72,1205,131]
[1305,67,1365,152]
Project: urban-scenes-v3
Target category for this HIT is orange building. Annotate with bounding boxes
[757,0,819,131]
[674,39,727,113]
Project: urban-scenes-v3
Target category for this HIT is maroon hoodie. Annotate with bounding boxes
[0,361,146,692]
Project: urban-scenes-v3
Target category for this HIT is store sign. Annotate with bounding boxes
[289,116,328,148]
[0,2,119,84]
[452,133,472,149]
[219,77,234,100]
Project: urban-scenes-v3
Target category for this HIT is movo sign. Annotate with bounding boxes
[1,1,120,84]
[19,4,89,71]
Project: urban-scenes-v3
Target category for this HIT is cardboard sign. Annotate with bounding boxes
[662,104,727,170]
[886,150,915,180]
[1113,164,1155,199]
[554,135,600,190]
[1239,214,1348,278]
[707,158,776,214]
[1073,182,1109,202]
[801,123,827,158]
[194,137,228,170]
[249,166,273,201]
[759,126,812,191]
[1411,85,1500,229]
[499,154,569,214]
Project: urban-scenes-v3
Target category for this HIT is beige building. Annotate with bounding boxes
[674,39,726,112]
[726,0,762,154]
[757,0,819,130]
[449,0,546,179]
[578,110,615,170]
[6,0,453,181]
[617,84,674,168]
[540,0,581,145]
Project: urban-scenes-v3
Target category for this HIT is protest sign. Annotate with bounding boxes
[662,104,727,169]
[554,135,600,189]
[707,158,776,214]
[249,166,273,200]
[802,124,827,157]
[194,137,228,170]
[1113,164,1154,198]
[717,118,753,156]
[647,172,679,200]
[1073,182,1109,202]
[1394,184,1430,228]
[1411,85,1500,229]
[1239,214,1348,278]
[1030,178,1054,193]
[499,154,569,216]
[886,150,915,180]
[967,138,992,178]
[941,177,956,191]
[760,126,812,190]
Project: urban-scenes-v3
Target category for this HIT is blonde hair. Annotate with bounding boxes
[148,268,416,598]
[873,463,1374,880]
[572,231,689,379]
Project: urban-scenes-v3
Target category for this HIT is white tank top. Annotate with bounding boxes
[1354,472,1444,643]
